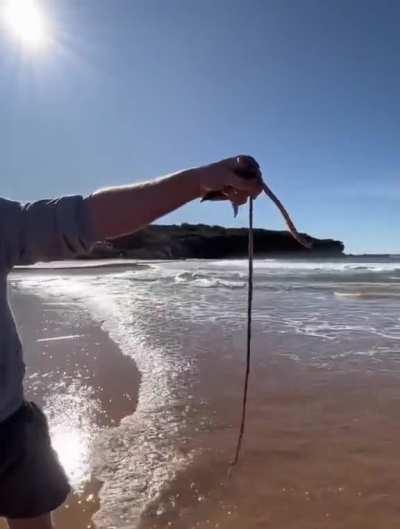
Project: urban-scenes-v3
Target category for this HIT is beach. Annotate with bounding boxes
[3,258,400,529]
[4,278,140,529]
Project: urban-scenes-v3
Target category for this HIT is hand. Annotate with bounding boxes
[196,155,263,206]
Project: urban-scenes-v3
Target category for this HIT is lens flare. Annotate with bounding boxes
[3,0,49,50]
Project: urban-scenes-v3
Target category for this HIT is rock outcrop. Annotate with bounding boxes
[86,224,344,259]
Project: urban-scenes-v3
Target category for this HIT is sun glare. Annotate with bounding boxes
[3,0,49,49]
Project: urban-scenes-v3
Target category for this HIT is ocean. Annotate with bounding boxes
[9,256,400,529]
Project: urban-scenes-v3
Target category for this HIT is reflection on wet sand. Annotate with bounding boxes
[7,285,139,529]
[6,259,400,529]
[46,382,99,491]
[138,354,400,529]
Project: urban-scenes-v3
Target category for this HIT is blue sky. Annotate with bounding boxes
[0,0,399,254]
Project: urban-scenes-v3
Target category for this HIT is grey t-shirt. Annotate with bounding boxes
[0,195,97,422]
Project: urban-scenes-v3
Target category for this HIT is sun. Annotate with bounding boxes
[3,0,49,50]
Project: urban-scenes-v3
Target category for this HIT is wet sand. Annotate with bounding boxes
[137,352,400,529]
[1,288,140,529]
[3,274,400,528]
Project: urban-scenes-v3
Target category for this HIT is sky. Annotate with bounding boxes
[0,0,399,254]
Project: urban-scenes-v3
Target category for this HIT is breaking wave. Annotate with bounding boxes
[11,255,400,527]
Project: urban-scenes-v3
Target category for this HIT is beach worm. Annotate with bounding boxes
[261,181,312,249]
[229,196,254,470]
[229,185,310,472]
[202,155,312,250]
[202,160,311,470]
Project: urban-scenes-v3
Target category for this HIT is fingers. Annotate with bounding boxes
[229,173,263,198]
[236,154,261,175]
[223,188,249,206]
[225,154,263,198]
[198,154,263,201]
[226,154,260,174]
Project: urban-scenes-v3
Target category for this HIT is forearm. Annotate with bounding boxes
[85,155,263,242]
[86,169,201,240]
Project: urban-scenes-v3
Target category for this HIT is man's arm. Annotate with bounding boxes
[0,195,96,268]
[86,156,262,240]
[0,156,261,268]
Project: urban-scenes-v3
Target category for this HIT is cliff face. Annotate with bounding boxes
[88,224,344,259]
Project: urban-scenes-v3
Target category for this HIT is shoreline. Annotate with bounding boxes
[2,286,141,529]
[4,262,400,528]
[12,252,400,275]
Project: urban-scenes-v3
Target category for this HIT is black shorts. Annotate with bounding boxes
[0,401,70,519]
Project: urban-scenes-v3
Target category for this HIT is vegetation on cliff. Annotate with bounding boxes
[87,224,344,259]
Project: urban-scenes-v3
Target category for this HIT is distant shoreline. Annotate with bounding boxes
[12,253,400,274]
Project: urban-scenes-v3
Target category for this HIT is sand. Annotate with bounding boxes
[3,270,400,528]
[1,288,140,529]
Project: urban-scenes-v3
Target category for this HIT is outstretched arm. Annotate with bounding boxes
[0,156,261,268]
[86,156,262,240]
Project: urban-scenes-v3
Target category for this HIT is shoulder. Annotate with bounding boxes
[0,197,23,214]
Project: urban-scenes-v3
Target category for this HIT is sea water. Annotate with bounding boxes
[10,256,400,528]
